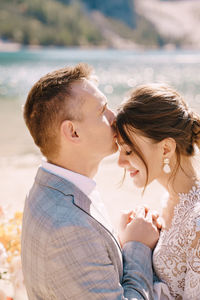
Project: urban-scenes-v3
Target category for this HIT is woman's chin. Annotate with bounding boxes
[133,178,153,189]
[132,179,146,189]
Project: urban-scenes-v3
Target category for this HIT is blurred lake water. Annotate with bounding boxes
[1,48,200,106]
[1,48,200,156]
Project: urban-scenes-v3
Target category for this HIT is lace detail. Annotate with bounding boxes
[153,182,200,299]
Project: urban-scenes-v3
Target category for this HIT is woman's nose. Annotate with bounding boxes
[118,153,128,168]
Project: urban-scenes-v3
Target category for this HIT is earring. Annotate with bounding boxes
[163,158,171,174]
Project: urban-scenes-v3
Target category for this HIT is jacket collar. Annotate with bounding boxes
[35,167,121,251]
[35,167,92,210]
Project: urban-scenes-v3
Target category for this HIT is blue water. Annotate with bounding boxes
[1,48,200,109]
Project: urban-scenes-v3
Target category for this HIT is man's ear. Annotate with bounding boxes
[60,120,80,143]
[161,138,176,158]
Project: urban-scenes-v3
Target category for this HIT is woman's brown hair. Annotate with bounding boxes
[116,84,200,186]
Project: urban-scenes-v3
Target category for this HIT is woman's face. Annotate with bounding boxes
[117,132,164,188]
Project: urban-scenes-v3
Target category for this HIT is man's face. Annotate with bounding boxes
[72,79,118,161]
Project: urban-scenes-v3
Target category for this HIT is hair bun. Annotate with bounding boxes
[190,117,200,152]
[191,119,200,136]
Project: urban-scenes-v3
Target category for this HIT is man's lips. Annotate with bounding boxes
[129,170,139,177]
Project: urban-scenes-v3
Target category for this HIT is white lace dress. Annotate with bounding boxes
[153,182,200,300]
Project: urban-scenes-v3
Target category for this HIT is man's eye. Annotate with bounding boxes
[125,150,132,156]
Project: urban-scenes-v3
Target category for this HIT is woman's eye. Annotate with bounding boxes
[125,150,132,156]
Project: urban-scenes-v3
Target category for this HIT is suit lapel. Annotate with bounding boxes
[36,167,122,252]
[73,193,122,253]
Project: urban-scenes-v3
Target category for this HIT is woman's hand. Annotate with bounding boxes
[118,206,161,249]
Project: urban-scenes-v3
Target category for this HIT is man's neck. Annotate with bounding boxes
[48,156,100,179]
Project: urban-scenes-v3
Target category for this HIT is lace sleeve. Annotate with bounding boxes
[183,215,200,300]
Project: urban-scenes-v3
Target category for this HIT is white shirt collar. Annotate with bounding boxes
[41,160,115,237]
[41,160,96,196]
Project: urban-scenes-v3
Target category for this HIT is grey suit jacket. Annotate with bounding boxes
[21,167,154,299]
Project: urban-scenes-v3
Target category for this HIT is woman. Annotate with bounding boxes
[116,84,200,299]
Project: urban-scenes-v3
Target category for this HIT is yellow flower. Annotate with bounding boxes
[0,211,23,263]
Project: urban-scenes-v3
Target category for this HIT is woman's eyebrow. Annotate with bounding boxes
[117,140,125,146]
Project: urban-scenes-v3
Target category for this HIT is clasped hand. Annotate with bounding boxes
[118,206,162,250]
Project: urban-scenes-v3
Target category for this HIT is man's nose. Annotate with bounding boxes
[108,109,116,126]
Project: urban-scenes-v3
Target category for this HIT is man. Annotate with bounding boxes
[21,63,159,299]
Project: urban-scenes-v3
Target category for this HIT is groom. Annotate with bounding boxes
[21,63,159,299]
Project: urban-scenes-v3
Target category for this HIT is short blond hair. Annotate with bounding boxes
[24,63,92,158]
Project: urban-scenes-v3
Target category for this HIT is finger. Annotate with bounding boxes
[128,209,136,222]
[135,206,146,218]
[128,214,135,223]
[153,219,161,233]
[143,204,150,215]
[136,204,149,217]
[131,210,136,218]
[152,217,162,231]
[152,210,159,220]
[155,217,163,229]
[119,210,133,229]
[146,210,153,222]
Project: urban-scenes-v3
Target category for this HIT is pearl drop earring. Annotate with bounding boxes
[163,158,171,174]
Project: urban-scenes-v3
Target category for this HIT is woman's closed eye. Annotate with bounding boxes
[125,150,132,156]
[117,141,133,155]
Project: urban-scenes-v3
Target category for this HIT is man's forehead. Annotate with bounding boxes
[72,79,107,105]
[71,78,95,91]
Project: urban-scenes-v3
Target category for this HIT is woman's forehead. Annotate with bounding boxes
[117,128,152,147]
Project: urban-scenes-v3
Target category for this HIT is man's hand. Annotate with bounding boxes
[118,206,160,249]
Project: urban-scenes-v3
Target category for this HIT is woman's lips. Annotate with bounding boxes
[129,170,139,177]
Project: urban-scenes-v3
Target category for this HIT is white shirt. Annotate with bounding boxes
[41,161,113,232]
[42,160,96,196]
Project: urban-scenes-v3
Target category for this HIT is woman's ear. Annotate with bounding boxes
[60,120,80,143]
[162,138,176,158]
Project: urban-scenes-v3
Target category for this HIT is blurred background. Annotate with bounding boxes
[1,0,200,223]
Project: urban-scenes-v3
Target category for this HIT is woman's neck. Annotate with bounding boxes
[159,156,199,229]
[159,156,198,202]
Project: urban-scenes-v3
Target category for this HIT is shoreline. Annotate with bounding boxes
[1,40,200,53]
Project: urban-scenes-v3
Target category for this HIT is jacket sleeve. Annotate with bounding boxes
[46,223,154,299]
[122,241,154,299]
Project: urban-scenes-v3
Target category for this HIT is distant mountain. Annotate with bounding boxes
[0,0,104,46]
[0,0,162,48]
[80,0,136,28]
[135,0,200,48]
[1,0,199,49]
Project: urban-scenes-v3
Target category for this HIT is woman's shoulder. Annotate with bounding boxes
[178,181,200,211]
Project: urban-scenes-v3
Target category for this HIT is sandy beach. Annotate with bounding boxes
[0,100,165,229]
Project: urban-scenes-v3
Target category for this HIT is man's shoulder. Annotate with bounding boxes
[23,171,92,230]
[24,182,84,226]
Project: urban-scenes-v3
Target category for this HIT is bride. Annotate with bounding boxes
[116,83,200,299]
